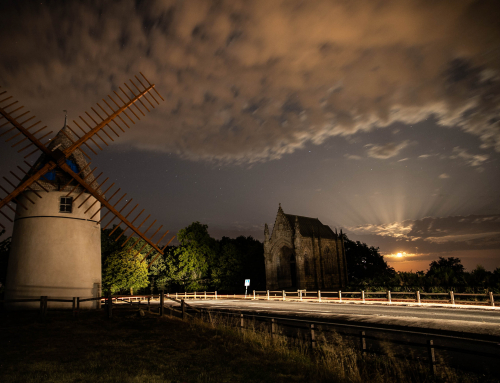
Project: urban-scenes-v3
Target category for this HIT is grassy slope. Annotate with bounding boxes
[0,308,494,383]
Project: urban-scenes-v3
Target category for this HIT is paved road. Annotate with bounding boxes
[165,299,500,338]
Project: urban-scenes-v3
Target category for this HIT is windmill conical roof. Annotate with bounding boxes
[20,126,101,193]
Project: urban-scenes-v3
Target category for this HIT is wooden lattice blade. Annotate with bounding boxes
[62,75,163,158]
[0,162,54,216]
[0,104,53,159]
[58,161,172,261]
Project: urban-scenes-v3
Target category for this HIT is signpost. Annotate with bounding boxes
[245,279,250,298]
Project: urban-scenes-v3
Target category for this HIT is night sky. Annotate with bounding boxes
[1,0,499,272]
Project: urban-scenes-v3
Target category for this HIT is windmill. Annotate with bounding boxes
[0,73,175,308]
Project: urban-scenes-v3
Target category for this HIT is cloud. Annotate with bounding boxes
[346,220,414,239]
[346,214,500,250]
[344,154,362,160]
[418,154,436,159]
[1,1,500,163]
[450,147,489,167]
[439,173,450,179]
[366,140,410,159]
[397,157,409,162]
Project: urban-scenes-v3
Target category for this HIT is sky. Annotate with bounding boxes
[0,0,499,272]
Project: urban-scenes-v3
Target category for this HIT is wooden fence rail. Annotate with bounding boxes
[1,288,498,319]
[243,289,498,307]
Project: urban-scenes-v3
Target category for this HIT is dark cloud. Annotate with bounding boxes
[1,0,500,164]
[366,140,410,159]
[347,214,500,251]
[450,146,489,167]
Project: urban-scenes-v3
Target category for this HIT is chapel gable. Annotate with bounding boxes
[264,204,348,291]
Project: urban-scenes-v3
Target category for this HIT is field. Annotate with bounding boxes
[0,307,495,383]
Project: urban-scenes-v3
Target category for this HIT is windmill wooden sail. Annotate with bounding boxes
[0,74,174,308]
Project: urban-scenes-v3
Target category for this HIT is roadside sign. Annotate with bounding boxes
[245,279,250,286]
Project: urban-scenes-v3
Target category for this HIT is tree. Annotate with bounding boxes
[102,248,149,295]
[427,257,464,275]
[147,249,169,293]
[101,226,129,264]
[211,238,242,291]
[211,236,265,292]
[344,236,395,286]
[167,222,217,291]
[426,257,466,287]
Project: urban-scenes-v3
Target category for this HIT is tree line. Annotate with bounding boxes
[345,239,500,293]
[1,226,499,296]
[101,222,265,294]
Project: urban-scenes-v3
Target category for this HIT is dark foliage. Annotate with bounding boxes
[344,236,395,286]
[213,235,265,292]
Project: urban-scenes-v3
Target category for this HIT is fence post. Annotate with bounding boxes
[310,324,316,349]
[159,291,164,317]
[240,313,244,331]
[283,290,286,301]
[76,297,80,316]
[215,291,217,300]
[360,331,367,355]
[184,291,187,299]
[490,291,495,307]
[318,290,321,302]
[204,291,207,300]
[387,290,391,304]
[362,291,365,303]
[427,339,437,375]
[39,296,45,318]
[450,291,455,305]
[339,291,342,303]
[72,297,77,317]
[417,291,421,305]
[107,292,112,319]
[253,290,256,300]
[147,297,151,312]
[300,290,303,301]
[181,299,186,320]
[271,318,275,339]
[175,292,178,300]
[96,283,101,309]
[194,292,196,300]
[267,290,270,300]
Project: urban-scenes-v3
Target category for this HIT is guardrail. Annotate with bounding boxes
[2,288,497,318]
[165,289,498,308]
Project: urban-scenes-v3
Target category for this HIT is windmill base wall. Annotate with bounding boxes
[5,192,101,310]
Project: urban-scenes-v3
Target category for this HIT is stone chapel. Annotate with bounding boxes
[264,204,348,291]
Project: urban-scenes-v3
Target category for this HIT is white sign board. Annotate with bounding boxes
[245,279,250,286]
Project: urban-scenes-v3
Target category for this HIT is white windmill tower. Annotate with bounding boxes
[0,74,175,309]
[6,117,102,309]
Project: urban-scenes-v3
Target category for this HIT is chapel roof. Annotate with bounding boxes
[284,213,337,240]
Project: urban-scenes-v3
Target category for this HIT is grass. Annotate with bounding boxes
[0,307,496,383]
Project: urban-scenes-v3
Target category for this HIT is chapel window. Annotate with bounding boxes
[60,197,73,213]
